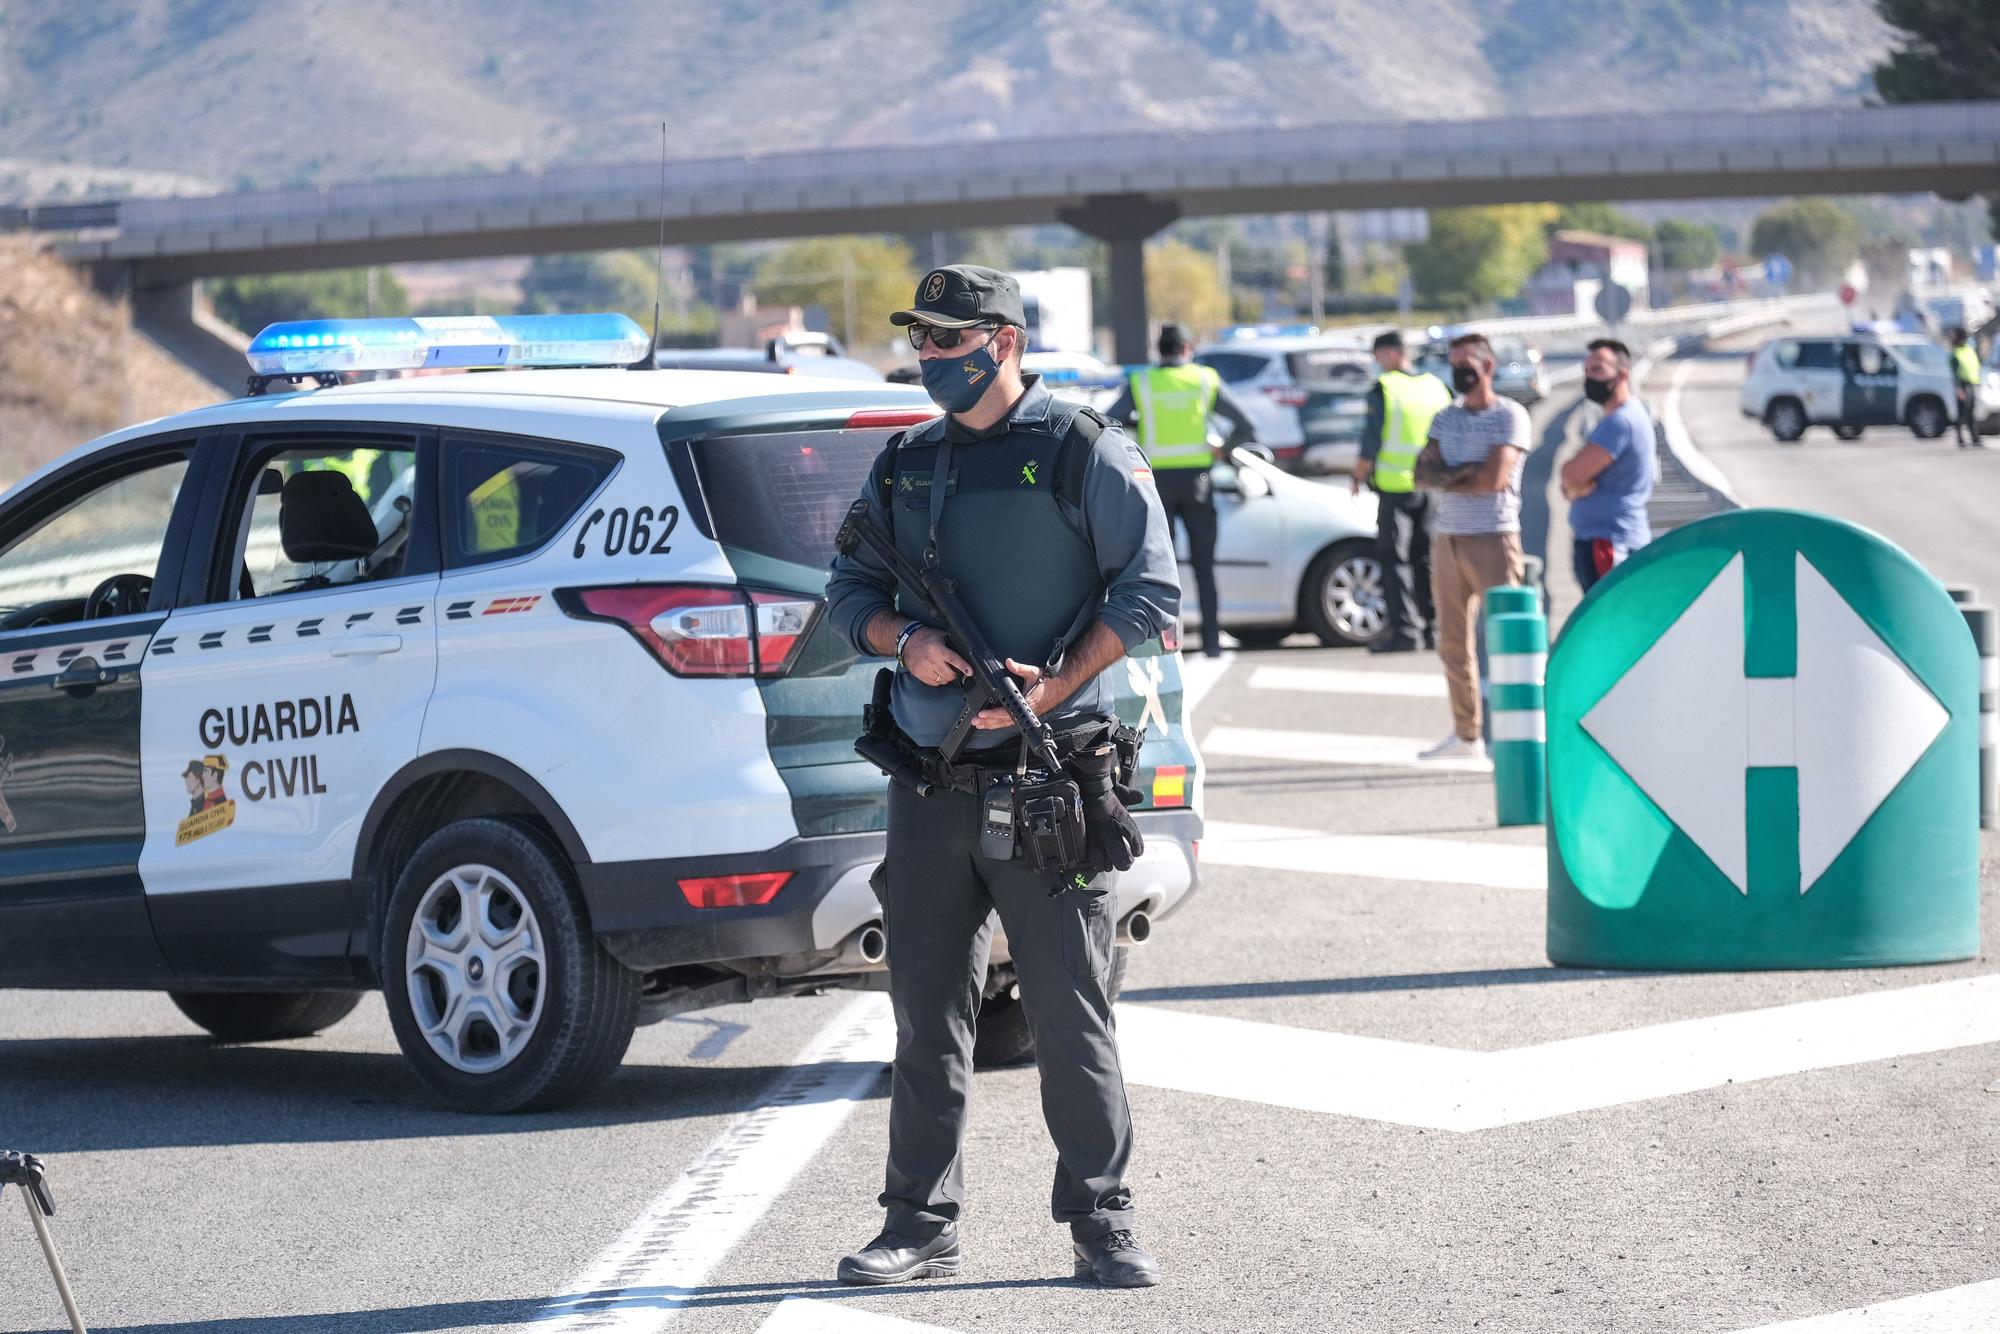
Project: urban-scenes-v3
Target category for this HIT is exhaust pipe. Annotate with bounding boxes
[832,922,888,969]
[1117,908,1152,946]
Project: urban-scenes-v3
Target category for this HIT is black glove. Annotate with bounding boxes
[1066,738,1144,875]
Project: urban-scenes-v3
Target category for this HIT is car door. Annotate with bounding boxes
[0,435,210,985]
[137,425,441,983]
[1792,340,1845,420]
[1198,456,1286,617]
[1842,342,1900,424]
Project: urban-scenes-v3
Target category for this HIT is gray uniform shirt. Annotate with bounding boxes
[825,376,1181,749]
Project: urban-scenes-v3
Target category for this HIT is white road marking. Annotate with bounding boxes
[757,1297,963,1333]
[537,995,896,1332]
[1664,356,1742,502]
[1729,1277,2000,1332]
[1117,973,2000,1132]
[1247,664,1448,698]
[1178,649,1233,718]
[1203,725,1493,773]
[1202,820,1543,890]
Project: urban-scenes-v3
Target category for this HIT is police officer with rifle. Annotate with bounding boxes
[826,265,1179,1289]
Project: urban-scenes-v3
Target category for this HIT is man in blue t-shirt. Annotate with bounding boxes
[1560,338,1655,594]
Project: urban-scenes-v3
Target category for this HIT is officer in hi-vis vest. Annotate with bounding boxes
[1354,330,1452,652]
[1107,323,1255,658]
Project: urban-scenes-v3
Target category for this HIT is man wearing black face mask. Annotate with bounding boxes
[1560,338,1654,594]
[825,265,1178,1290]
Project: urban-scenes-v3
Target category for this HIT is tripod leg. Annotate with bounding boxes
[22,1189,87,1334]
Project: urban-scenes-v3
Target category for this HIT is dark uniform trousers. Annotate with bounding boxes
[1376,488,1433,647]
[878,780,1135,1242]
[1153,467,1219,654]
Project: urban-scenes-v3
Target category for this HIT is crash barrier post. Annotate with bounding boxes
[0,1151,87,1334]
[1545,509,1979,969]
[1963,604,1998,830]
[1484,584,1547,827]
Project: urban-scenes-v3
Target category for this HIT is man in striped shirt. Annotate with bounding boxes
[1413,332,1529,760]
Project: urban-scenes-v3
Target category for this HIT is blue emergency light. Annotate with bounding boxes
[245,313,650,377]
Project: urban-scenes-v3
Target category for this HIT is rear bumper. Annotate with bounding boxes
[578,808,1204,973]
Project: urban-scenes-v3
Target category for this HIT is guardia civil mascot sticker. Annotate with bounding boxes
[176,754,236,846]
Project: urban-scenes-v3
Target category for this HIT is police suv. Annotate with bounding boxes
[0,315,1201,1112]
[1739,332,1959,443]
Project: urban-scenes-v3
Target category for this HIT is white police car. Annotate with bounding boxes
[1739,332,1958,442]
[0,315,1201,1111]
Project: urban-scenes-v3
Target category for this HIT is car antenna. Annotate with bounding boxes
[630,120,668,370]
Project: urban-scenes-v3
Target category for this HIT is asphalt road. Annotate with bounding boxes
[3,360,1996,1334]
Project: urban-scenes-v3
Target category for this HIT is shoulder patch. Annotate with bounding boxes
[1123,439,1155,484]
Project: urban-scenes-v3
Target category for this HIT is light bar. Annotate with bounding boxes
[245,313,650,377]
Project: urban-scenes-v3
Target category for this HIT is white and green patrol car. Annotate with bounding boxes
[0,315,1201,1112]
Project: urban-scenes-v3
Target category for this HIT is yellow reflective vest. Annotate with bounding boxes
[1374,369,1452,494]
[466,468,522,553]
[1954,343,1981,386]
[1129,362,1222,469]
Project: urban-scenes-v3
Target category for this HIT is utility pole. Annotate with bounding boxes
[1306,213,1327,326]
[841,250,858,348]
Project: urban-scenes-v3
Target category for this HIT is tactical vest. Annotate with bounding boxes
[1374,369,1452,494]
[886,412,1101,668]
[1129,362,1220,469]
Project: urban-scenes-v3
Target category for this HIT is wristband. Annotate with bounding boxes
[894,620,925,663]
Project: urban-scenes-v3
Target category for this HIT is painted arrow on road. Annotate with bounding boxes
[1581,552,1947,894]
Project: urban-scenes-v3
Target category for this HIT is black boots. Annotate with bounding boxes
[836,1227,962,1286]
[1072,1228,1162,1287]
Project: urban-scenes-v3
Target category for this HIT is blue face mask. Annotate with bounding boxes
[919,333,1003,413]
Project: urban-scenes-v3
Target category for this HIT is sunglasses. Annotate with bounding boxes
[907,323,998,352]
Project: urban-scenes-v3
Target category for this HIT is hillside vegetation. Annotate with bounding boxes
[0,0,1892,196]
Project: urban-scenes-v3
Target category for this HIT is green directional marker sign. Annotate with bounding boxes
[1547,509,1979,969]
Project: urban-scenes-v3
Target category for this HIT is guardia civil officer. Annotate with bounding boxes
[825,265,1179,1288]
[1106,323,1255,657]
[1353,331,1451,652]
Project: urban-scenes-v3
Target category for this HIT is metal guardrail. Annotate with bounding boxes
[0,201,122,234]
[14,102,1999,238]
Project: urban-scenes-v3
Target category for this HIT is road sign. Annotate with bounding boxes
[1763,253,1793,287]
[1839,282,1857,305]
[1545,510,1978,969]
[1978,244,1998,282]
[1593,283,1633,323]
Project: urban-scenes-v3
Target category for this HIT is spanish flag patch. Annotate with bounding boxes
[1151,765,1187,808]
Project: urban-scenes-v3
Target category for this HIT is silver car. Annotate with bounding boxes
[1177,447,1386,648]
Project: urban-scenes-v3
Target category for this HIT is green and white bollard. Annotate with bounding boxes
[1484,585,1546,826]
[1963,603,1997,830]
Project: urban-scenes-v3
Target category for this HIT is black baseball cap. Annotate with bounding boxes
[890,264,1025,329]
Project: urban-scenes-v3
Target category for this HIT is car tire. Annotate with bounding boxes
[1302,541,1388,647]
[1832,424,1865,441]
[1907,397,1949,440]
[1766,399,1808,443]
[973,946,1129,1069]
[169,989,363,1042]
[381,817,638,1113]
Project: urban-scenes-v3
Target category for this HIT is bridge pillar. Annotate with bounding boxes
[1059,194,1180,365]
[100,270,251,394]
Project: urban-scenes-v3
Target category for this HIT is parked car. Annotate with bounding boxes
[657,331,881,382]
[1181,445,1386,647]
[1739,333,1958,442]
[1415,332,1548,404]
[1195,334,1375,472]
[0,312,1199,1112]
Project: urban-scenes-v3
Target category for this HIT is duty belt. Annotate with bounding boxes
[918,719,1111,795]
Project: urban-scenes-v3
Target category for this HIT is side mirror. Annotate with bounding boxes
[1236,467,1272,499]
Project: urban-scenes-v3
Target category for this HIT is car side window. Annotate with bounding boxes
[1794,342,1842,370]
[1848,344,1893,376]
[1196,353,1271,384]
[1770,341,1801,369]
[441,434,615,569]
[224,441,419,601]
[0,454,190,631]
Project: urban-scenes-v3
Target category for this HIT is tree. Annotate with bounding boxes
[1552,202,1652,243]
[1406,204,1557,309]
[207,267,408,332]
[1652,218,1723,270]
[1873,0,2000,235]
[1748,198,1863,285]
[751,236,917,353]
[518,251,656,325]
[1145,238,1229,340]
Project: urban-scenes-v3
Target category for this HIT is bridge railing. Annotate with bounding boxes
[45,101,1997,238]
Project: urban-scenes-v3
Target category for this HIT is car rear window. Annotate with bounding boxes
[1285,347,1373,388]
[686,429,894,570]
[1195,352,1272,383]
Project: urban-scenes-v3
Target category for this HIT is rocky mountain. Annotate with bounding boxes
[0,0,1893,201]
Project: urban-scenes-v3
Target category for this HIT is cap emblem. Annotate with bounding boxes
[923,271,947,302]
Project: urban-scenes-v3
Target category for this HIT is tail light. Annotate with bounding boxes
[1272,444,1305,466]
[560,584,820,678]
[1263,386,1309,408]
[678,871,791,909]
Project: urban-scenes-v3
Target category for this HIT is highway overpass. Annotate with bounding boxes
[24,101,2000,364]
